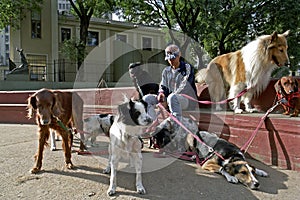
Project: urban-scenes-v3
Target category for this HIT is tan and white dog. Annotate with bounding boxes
[103,98,152,196]
[196,31,290,113]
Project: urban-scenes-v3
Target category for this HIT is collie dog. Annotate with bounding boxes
[196,31,290,113]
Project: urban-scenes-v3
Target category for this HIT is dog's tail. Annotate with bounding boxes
[195,68,207,84]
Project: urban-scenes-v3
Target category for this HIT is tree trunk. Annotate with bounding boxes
[77,17,89,70]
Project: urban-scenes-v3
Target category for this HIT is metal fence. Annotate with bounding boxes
[6,59,114,83]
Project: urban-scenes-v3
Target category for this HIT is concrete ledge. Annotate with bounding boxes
[0,82,300,171]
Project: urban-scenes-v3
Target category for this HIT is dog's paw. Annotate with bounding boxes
[136,184,146,194]
[107,186,116,196]
[290,113,298,117]
[66,163,74,169]
[30,167,41,174]
[246,108,258,113]
[234,108,244,114]
[255,168,268,177]
[215,105,223,111]
[220,168,238,183]
[225,175,238,183]
[103,166,111,174]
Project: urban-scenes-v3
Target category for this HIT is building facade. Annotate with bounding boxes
[8,0,167,86]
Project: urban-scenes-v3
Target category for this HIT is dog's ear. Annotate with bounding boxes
[52,93,64,117]
[27,95,36,118]
[281,30,290,38]
[274,79,282,93]
[294,78,299,92]
[117,102,135,125]
[270,31,278,43]
[118,102,128,117]
[129,98,135,109]
[223,163,236,176]
[122,94,130,103]
[140,99,148,111]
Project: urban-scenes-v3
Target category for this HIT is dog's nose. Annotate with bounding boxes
[41,119,50,125]
[146,117,153,123]
[253,182,260,188]
[289,90,294,93]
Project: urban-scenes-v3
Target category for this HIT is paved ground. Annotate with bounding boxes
[0,123,299,200]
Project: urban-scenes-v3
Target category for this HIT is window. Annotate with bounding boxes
[116,34,127,43]
[87,31,99,46]
[27,54,47,81]
[31,11,41,39]
[142,37,152,51]
[61,28,71,42]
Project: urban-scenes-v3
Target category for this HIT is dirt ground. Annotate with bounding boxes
[0,123,299,200]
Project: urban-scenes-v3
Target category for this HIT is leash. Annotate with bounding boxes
[153,149,202,164]
[240,100,281,153]
[181,87,249,105]
[53,115,90,152]
[157,103,225,162]
[53,116,73,134]
[77,150,109,156]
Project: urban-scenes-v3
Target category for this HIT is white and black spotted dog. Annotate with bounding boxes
[50,130,60,151]
[83,114,114,146]
[150,116,199,152]
[103,97,152,196]
[50,114,114,150]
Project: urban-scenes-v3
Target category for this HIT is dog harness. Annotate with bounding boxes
[276,91,300,108]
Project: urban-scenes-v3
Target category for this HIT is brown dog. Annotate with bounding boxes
[27,88,84,173]
[196,31,290,113]
[274,76,300,117]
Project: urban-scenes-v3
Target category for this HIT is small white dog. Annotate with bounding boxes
[103,98,152,196]
[50,130,60,151]
[83,114,114,146]
[50,114,114,150]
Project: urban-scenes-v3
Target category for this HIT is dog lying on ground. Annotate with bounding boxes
[196,31,290,113]
[152,118,268,189]
[186,131,268,189]
[83,114,114,146]
[274,76,300,117]
[27,88,84,173]
[103,97,152,196]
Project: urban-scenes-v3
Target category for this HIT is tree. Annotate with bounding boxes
[0,0,43,29]
[68,0,115,70]
[116,0,300,71]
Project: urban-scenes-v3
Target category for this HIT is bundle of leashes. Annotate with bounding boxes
[153,87,282,165]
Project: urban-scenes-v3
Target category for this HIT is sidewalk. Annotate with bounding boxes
[0,123,299,200]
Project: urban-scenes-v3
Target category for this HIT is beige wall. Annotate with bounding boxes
[10,0,58,81]
[10,0,167,85]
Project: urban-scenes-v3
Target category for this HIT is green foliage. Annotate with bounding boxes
[60,39,86,62]
[67,0,115,69]
[116,0,300,72]
[0,0,43,29]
